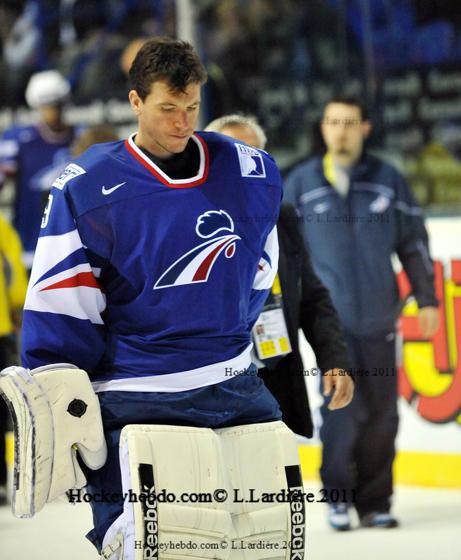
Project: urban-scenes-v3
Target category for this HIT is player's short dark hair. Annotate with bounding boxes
[324,95,369,121]
[129,36,207,99]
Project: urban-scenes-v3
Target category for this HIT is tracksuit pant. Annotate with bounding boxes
[320,330,399,517]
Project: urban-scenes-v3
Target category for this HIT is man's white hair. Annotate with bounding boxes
[205,114,267,149]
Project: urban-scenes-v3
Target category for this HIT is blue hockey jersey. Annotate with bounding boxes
[22,131,282,393]
[0,123,76,266]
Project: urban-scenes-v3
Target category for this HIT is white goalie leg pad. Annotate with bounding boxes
[0,364,107,518]
[216,421,306,560]
[101,425,233,560]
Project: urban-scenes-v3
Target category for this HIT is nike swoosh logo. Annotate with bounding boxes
[101,182,127,195]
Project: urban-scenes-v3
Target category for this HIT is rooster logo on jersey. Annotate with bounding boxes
[153,210,240,289]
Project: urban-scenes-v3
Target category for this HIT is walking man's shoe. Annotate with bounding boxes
[360,512,399,528]
[328,504,351,531]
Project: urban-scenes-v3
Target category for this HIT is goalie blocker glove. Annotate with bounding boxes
[0,364,107,518]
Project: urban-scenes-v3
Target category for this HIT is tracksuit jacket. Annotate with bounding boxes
[284,153,437,336]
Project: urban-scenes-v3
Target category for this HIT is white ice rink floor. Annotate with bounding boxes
[1,482,460,560]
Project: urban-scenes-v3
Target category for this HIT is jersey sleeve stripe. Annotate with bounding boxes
[39,271,101,291]
[252,225,279,290]
[26,229,106,325]
[34,247,89,286]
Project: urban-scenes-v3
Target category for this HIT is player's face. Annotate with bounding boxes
[219,124,261,149]
[39,105,64,130]
[129,80,201,159]
[321,103,371,167]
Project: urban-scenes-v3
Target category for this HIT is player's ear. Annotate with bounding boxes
[129,89,142,115]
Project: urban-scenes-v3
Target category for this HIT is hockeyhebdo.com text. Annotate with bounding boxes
[67,487,357,505]
[224,366,397,378]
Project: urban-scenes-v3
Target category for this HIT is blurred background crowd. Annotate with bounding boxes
[1,0,461,213]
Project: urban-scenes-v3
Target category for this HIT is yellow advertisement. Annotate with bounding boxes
[398,260,461,425]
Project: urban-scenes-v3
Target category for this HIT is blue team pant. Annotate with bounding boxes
[319,330,399,517]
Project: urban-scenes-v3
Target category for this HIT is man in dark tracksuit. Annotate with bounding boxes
[285,96,439,529]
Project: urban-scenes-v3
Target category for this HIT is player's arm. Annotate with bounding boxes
[248,153,283,329]
[248,224,279,329]
[394,172,439,337]
[297,234,354,408]
[0,183,108,518]
[21,185,107,370]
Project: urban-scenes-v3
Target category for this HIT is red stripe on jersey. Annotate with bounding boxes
[40,272,100,291]
[192,240,228,281]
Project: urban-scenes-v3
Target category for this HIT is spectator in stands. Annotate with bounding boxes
[0,0,39,108]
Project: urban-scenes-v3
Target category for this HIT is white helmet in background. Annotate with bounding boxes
[25,70,71,108]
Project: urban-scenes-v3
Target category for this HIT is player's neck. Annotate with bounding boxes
[330,151,360,170]
[134,132,176,160]
[37,121,71,143]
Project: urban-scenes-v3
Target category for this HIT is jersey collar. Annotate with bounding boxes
[125,133,209,188]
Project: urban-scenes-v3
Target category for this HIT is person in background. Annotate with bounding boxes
[206,113,353,438]
[0,211,28,505]
[70,124,119,157]
[0,70,79,270]
[285,96,439,530]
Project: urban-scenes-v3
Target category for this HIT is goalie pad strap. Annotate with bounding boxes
[216,421,305,560]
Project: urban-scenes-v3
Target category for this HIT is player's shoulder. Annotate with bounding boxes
[199,130,273,158]
[363,153,404,187]
[196,130,237,149]
[285,156,323,190]
[197,130,280,179]
[51,140,124,192]
[288,155,322,178]
[1,123,37,142]
[74,139,124,169]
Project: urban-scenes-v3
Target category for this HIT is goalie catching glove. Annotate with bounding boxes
[0,364,107,518]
